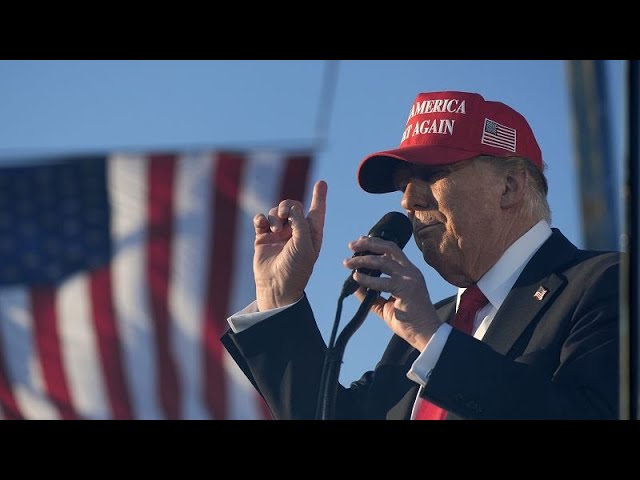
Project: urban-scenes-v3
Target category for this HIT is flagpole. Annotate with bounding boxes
[0,138,321,165]
[313,60,340,152]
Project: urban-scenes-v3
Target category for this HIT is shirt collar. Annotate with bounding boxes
[457,220,553,311]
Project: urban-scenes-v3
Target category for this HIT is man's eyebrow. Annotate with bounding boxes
[393,164,455,190]
[412,165,451,178]
[392,168,411,189]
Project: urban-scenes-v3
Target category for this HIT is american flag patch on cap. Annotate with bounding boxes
[481,118,517,152]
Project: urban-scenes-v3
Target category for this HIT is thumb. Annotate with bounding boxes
[369,295,394,320]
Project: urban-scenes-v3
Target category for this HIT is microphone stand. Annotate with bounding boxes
[315,288,380,420]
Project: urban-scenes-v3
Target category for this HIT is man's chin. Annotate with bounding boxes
[421,248,443,271]
[422,247,457,280]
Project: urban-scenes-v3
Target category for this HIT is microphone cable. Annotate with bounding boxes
[315,287,380,420]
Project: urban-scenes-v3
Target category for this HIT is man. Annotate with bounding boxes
[221,91,620,420]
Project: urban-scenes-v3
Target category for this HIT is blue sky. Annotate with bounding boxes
[0,60,626,385]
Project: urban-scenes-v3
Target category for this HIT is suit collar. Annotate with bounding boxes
[475,220,552,314]
[480,229,577,356]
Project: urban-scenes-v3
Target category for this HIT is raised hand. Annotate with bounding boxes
[254,180,327,311]
[344,236,442,351]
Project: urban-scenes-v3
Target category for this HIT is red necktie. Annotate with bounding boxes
[414,284,489,420]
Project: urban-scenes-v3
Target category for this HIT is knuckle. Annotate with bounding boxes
[281,199,301,209]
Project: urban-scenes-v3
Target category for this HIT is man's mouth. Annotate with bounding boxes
[415,223,441,236]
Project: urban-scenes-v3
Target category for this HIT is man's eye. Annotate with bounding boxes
[419,170,447,182]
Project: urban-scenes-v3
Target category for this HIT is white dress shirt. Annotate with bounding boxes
[227,220,552,418]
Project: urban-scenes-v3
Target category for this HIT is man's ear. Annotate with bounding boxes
[500,169,527,209]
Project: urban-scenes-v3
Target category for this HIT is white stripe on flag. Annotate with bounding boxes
[109,154,163,420]
[226,150,287,419]
[57,273,110,419]
[0,287,59,419]
[168,152,215,419]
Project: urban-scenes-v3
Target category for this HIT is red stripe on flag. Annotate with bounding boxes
[147,154,182,419]
[203,152,246,419]
[89,266,134,419]
[31,287,79,420]
[0,331,23,419]
[278,154,312,204]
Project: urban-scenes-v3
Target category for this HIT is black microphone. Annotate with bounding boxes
[340,211,413,298]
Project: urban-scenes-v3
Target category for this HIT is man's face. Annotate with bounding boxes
[392,158,504,286]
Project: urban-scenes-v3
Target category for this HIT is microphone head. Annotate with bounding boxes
[368,211,413,249]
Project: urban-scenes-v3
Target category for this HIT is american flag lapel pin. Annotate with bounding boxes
[533,286,548,301]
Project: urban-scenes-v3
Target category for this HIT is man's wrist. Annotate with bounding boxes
[409,333,432,353]
[257,292,304,312]
[406,323,453,386]
[406,319,443,352]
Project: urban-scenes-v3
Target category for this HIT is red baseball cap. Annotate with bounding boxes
[357,91,544,193]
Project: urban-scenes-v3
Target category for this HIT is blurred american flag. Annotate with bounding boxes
[0,150,312,419]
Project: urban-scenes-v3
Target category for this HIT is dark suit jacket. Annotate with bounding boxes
[221,229,620,419]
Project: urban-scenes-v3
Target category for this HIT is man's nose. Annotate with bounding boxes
[401,181,432,212]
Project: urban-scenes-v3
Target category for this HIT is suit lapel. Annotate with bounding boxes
[481,229,576,356]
